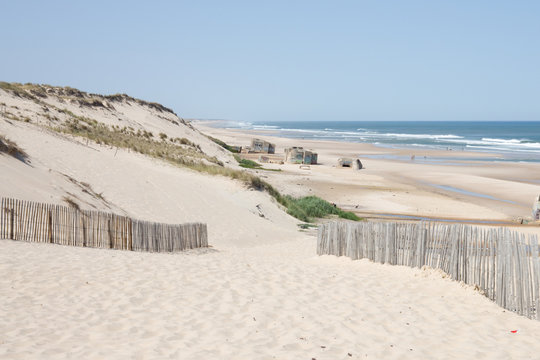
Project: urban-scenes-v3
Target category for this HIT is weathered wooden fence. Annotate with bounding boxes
[318,221,540,320]
[0,198,207,252]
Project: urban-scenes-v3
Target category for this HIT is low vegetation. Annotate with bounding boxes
[233,155,262,169]
[232,154,281,172]
[281,195,361,223]
[0,82,48,100]
[62,196,80,210]
[208,135,240,153]
[0,82,176,114]
[55,114,219,166]
[0,135,28,163]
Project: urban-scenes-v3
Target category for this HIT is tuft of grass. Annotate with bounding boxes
[298,223,319,229]
[208,135,240,153]
[0,135,28,163]
[232,154,281,172]
[233,154,262,169]
[281,195,361,223]
[62,196,80,210]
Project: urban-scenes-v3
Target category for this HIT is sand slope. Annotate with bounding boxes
[0,87,301,247]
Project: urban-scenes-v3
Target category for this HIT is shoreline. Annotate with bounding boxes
[194,120,509,160]
[193,120,540,228]
[198,120,540,163]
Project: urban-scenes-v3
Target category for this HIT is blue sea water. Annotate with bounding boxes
[223,121,540,162]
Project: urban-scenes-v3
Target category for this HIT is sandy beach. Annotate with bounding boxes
[194,121,540,226]
[2,86,540,359]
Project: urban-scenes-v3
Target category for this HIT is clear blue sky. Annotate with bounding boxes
[1,1,539,121]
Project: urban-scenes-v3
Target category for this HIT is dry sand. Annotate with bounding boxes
[3,239,540,360]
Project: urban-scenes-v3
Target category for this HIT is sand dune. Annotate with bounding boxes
[0,87,301,247]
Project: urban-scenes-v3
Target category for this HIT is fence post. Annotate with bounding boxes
[82,214,87,247]
[107,218,113,249]
[128,219,133,251]
[48,210,53,243]
[9,207,14,240]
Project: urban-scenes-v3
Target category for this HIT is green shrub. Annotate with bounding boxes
[235,156,262,169]
[208,136,240,153]
[281,195,361,223]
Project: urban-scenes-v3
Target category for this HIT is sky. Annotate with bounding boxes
[1,0,539,122]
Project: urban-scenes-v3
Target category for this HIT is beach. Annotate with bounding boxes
[194,121,540,225]
[2,86,540,359]
[3,1,540,358]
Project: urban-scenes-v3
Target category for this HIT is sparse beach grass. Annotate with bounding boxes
[0,135,28,162]
[207,135,240,153]
[56,115,220,166]
[0,82,176,114]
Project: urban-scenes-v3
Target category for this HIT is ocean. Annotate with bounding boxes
[221,121,540,162]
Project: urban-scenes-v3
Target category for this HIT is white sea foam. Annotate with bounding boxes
[379,133,464,139]
[252,125,280,130]
[467,145,540,153]
[481,137,523,144]
[232,122,540,159]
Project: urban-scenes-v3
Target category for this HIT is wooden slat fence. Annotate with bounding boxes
[0,198,207,252]
[317,221,540,320]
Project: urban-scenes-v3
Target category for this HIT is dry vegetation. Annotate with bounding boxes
[0,135,28,163]
[62,196,80,210]
[0,82,177,115]
[55,112,219,166]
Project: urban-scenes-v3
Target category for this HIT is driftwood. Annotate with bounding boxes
[317,221,540,320]
[0,198,207,252]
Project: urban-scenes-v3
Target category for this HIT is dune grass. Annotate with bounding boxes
[233,155,262,169]
[207,135,240,153]
[0,135,28,163]
[56,115,221,166]
[232,154,282,172]
[0,82,48,100]
[282,195,361,223]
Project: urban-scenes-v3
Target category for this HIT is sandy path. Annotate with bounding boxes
[2,239,540,360]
